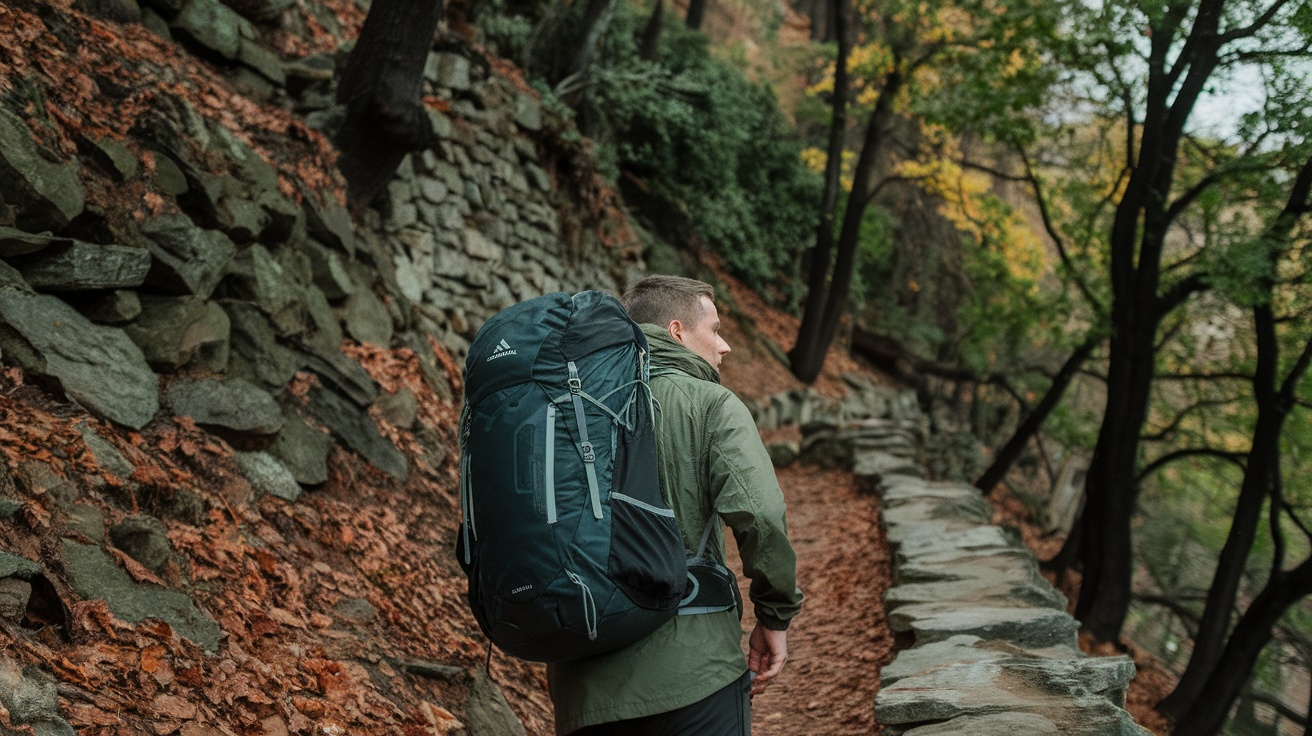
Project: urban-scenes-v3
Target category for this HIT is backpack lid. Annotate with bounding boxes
[464,291,647,407]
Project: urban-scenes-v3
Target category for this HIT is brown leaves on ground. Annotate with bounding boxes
[730,465,895,735]
[0,0,348,227]
[0,346,555,735]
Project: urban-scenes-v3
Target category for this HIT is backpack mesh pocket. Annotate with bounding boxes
[607,420,687,610]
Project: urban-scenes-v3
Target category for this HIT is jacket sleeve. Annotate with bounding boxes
[705,391,804,629]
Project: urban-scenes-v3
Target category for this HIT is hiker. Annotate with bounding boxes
[547,275,804,736]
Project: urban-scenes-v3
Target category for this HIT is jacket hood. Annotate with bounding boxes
[639,323,720,384]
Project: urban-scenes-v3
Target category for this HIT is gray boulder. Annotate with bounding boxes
[0,552,41,580]
[61,540,221,652]
[0,656,75,736]
[16,242,150,292]
[220,300,299,389]
[109,514,173,575]
[66,503,106,543]
[123,295,230,371]
[0,227,60,258]
[221,244,309,336]
[465,668,528,736]
[77,135,139,182]
[166,377,284,435]
[875,656,1144,735]
[375,387,418,429]
[170,0,249,59]
[344,288,394,346]
[306,240,355,300]
[303,189,356,255]
[889,603,1079,650]
[140,214,237,298]
[76,422,135,481]
[0,291,158,428]
[235,451,301,501]
[303,282,344,348]
[0,258,28,291]
[296,342,378,406]
[0,577,31,624]
[75,289,143,324]
[0,108,84,232]
[268,411,333,486]
[306,385,407,480]
[14,461,77,505]
[514,92,542,131]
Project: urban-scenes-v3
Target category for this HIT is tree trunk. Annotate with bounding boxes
[808,0,834,41]
[1172,557,1312,735]
[555,0,617,104]
[975,334,1099,494]
[1074,304,1159,640]
[685,0,706,29]
[1158,157,1312,722]
[792,65,899,384]
[789,0,848,382]
[638,0,663,60]
[1072,0,1225,641]
[335,0,442,206]
[1157,309,1284,720]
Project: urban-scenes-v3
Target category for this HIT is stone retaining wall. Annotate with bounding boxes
[0,2,638,695]
[794,415,1149,734]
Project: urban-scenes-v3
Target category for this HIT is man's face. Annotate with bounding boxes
[671,295,732,370]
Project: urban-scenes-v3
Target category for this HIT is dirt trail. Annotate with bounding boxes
[731,462,896,735]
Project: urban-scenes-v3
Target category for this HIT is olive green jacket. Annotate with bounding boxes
[546,324,804,735]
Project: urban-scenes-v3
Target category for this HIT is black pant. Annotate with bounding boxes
[570,671,752,736]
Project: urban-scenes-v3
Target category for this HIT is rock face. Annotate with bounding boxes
[0,654,76,736]
[139,214,237,298]
[15,242,151,291]
[166,377,284,435]
[61,540,221,653]
[0,290,159,429]
[0,17,656,735]
[0,108,84,232]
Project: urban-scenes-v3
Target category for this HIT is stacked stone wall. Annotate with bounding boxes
[0,1,638,703]
[766,386,1149,734]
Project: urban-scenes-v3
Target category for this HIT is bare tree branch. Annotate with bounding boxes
[1141,397,1239,442]
[1283,501,1312,546]
[1156,371,1255,381]
[1015,145,1105,314]
[1137,447,1247,483]
[1219,0,1297,43]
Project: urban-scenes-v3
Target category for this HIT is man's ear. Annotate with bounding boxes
[666,319,685,345]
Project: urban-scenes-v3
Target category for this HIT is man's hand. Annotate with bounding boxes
[747,622,787,698]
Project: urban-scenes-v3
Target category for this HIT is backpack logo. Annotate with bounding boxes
[487,338,518,362]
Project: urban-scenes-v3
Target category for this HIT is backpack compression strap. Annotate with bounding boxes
[566,361,603,520]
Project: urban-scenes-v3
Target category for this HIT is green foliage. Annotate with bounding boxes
[478,0,536,63]
[476,0,825,297]
[577,8,823,295]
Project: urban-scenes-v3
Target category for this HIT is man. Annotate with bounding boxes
[548,275,804,735]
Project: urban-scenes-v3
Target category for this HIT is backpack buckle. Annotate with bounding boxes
[568,377,581,394]
[581,441,595,463]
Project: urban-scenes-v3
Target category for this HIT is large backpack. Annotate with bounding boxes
[456,291,689,662]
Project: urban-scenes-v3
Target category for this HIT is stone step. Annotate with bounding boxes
[888,603,1080,649]
[877,652,1145,735]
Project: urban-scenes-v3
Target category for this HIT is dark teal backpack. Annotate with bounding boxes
[456,291,689,662]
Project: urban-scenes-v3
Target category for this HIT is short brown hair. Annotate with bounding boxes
[623,275,714,328]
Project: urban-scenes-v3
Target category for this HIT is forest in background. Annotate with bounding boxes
[439,0,1312,730]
